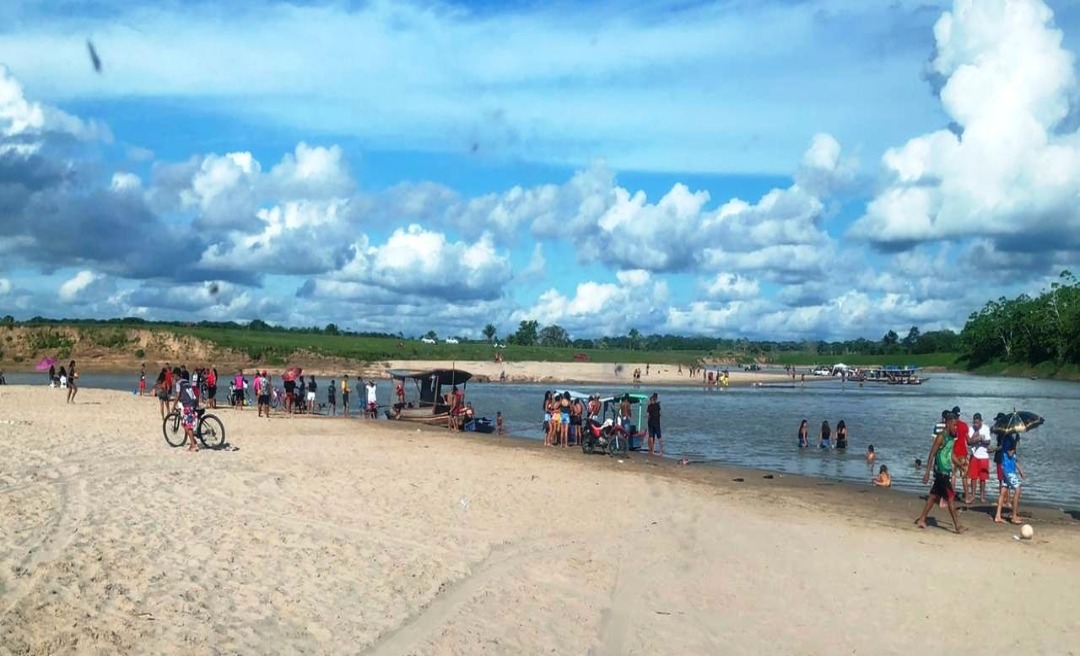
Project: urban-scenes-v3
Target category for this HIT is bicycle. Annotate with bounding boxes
[163,407,226,449]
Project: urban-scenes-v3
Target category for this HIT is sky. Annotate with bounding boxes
[3,0,1080,341]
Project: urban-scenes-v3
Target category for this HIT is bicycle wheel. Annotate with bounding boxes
[198,413,226,449]
[162,411,186,447]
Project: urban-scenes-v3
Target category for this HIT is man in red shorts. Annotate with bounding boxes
[967,412,992,503]
[950,406,971,503]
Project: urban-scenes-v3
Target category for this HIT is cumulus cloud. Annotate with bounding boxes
[331,225,512,301]
[851,0,1080,250]
[0,65,106,153]
[0,277,10,295]
[513,271,670,336]
[703,273,760,301]
[58,270,112,303]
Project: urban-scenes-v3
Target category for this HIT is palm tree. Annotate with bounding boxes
[628,328,641,350]
[482,323,497,343]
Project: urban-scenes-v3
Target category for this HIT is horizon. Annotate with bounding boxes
[3,1,1080,341]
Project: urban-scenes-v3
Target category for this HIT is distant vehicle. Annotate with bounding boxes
[743,364,761,372]
[493,343,506,349]
[444,337,460,344]
[812,367,832,376]
[421,337,437,345]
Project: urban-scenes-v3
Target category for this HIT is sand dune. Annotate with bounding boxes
[1,386,1077,654]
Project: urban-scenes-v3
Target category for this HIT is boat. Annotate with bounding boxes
[598,392,650,451]
[851,365,927,385]
[385,368,473,424]
[463,417,495,433]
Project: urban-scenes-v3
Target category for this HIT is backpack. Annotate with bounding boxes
[178,380,198,408]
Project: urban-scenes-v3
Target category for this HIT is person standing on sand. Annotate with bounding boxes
[139,364,146,396]
[967,413,992,503]
[206,367,218,409]
[341,375,350,417]
[951,406,972,503]
[993,431,1026,525]
[155,368,170,419]
[915,414,966,534]
[66,360,78,403]
[646,393,663,455]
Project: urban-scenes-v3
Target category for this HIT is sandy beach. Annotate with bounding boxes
[2,385,1078,655]
[385,359,800,387]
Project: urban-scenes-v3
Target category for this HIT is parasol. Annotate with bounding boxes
[992,410,1044,435]
[35,356,57,371]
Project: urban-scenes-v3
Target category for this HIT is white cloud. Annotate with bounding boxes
[110,172,141,191]
[0,65,105,153]
[703,273,761,301]
[58,270,107,303]
[851,0,1080,247]
[513,271,670,336]
[333,225,512,301]
[0,278,10,295]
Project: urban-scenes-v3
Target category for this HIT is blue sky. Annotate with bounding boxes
[2,0,1080,340]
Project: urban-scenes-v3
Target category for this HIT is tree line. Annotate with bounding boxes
[960,270,1080,369]
[496,319,961,357]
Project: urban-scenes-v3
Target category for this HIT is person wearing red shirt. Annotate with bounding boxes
[951,406,972,503]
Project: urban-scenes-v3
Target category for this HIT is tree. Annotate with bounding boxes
[901,326,920,352]
[882,330,899,348]
[1,315,13,329]
[538,324,570,347]
[248,318,270,331]
[482,323,497,343]
[424,329,438,341]
[628,328,641,350]
[508,320,539,346]
[324,323,340,336]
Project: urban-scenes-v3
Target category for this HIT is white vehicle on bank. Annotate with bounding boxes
[444,337,460,344]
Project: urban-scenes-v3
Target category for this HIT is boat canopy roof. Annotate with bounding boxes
[600,392,649,405]
[387,368,473,386]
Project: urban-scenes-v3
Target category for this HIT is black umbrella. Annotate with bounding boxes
[992,410,1044,435]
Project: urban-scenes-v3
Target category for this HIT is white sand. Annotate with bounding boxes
[1,386,1078,654]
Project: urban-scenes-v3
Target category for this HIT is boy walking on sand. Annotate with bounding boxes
[915,414,966,534]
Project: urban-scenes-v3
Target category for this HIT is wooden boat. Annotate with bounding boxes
[385,368,473,424]
[852,365,927,385]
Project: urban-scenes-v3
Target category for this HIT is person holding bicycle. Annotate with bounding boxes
[173,374,201,452]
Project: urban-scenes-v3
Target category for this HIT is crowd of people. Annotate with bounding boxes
[915,406,1027,534]
[540,391,664,455]
[141,364,386,421]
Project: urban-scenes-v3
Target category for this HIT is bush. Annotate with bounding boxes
[134,348,146,359]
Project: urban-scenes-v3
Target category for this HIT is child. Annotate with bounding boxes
[866,444,876,463]
[994,433,1025,525]
[914,458,922,471]
[496,411,504,435]
[873,465,891,487]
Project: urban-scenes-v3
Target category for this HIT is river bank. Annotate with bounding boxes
[1,386,1078,654]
